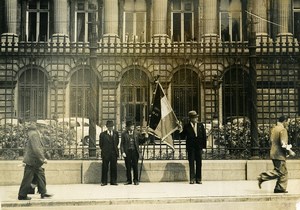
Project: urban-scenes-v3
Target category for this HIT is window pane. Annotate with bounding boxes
[29,1,37,9]
[173,13,181,41]
[294,0,300,9]
[40,12,48,41]
[294,12,300,40]
[77,13,85,41]
[221,12,230,41]
[77,1,85,10]
[28,12,37,41]
[232,13,240,41]
[88,13,92,42]
[40,0,49,9]
[125,13,134,39]
[136,12,145,41]
[173,0,181,10]
[184,13,192,41]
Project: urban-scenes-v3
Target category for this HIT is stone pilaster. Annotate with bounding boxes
[5,0,17,34]
[152,0,170,43]
[202,0,219,43]
[52,0,69,44]
[104,0,119,36]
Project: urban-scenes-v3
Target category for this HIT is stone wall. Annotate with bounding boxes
[0,160,299,186]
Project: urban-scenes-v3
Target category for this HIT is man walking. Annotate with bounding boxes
[257,116,296,193]
[179,110,207,184]
[18,122,53,200]
[121,121,148,185]
[99,120,119,186]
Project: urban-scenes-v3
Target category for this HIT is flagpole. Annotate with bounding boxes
[139,77,159,182]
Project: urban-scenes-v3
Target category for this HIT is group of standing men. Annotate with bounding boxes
[17,110,295,200]
[99,110,207,186]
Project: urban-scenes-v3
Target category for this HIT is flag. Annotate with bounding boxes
[148,82,179,150]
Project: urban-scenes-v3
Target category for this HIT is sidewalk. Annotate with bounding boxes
[1,180,300,210]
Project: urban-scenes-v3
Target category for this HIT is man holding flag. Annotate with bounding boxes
[179,110,207,184]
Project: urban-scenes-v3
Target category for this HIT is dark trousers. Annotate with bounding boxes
[124,150,139,183]
[259,159,288,191]
[187,149,202,181]
[18,165,47,197]
[101,155,118,184]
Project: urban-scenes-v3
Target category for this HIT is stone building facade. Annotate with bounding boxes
[0,0,299,133]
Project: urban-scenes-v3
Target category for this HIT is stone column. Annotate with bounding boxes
[277,0,294,44]
[52,0,69,43]
[277,0,291,34]
[252,0,268,34]
[5,0,17,34]
[203,0,218,36]
[251,0,271,44]
[2,0,18,44]
[104,0,119,35]
[53,0,68,35]
[152,0,169,43]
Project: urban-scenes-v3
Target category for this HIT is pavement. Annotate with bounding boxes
[1,180,300,210]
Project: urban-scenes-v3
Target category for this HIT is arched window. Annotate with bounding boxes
[171,69,200,123]
[120,69,149,126]
[70,68,98,117]
[19,68,48,119]
[222,67,249,122]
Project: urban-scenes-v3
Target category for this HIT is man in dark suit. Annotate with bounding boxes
[121,121,148,185]
[18,122,53,200]
[179,110,207,184]
[99,120,120,186]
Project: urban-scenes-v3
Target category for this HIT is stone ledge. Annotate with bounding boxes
[0,160,299,185]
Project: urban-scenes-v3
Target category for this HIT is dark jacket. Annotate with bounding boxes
[270,122,289,160]
[23,127,45,168]
[99,130,120,158]
[120,130,146,156]
[180,122,207,151]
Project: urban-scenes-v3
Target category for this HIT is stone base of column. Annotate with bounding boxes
[51,34,70,43]
[152,34,171,43]
[100,34,120,43]
[1,33,18,44]
[1,33,18,52]
[201,34,220,43]
[255,33,273,53]
[276,33,298,45]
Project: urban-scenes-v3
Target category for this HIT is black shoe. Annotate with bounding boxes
[274,189,288,193]
[110,183,118,186]
[18,195,31,200]
[257,176,263,189]
[196,181,202,184]
[189,181,194,184]
[41,193,53,199]
[101,183,107,186]
[134,181,139,185]
[124,182,132,185]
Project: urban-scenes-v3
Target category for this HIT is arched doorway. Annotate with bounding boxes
[222,67,250,122]
[120,69,150,127]
[19,68,48,119]
[70,68,98,118]
[171,68,200,123]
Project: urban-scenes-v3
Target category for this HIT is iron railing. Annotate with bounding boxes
[0,34,299,160]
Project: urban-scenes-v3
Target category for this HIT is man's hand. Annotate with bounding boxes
[288,150,296,157]
[43,159,48,164]
[177,121,183,133]
[122,152,126,158]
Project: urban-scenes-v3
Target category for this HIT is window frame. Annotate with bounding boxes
[171,0,194,42]
[219,11,242,42]
[74,0,98,42]
[123,11,147,42]
[26,0,50,42]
